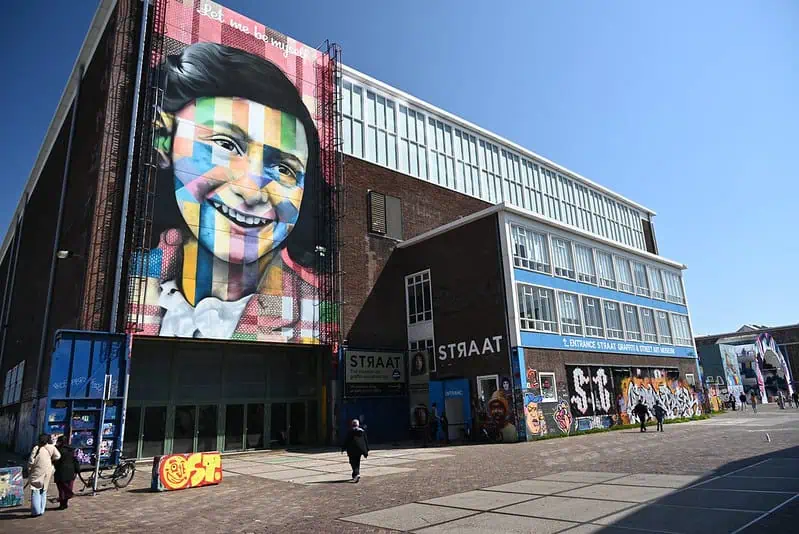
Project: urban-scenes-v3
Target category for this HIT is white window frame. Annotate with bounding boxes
[517,283,558,333]
[405,270,432,325]
[595,249,616,289]
[552,237,576,279]
[639,307,658,343]
[663,270,686,305]
[409,338,436,372]
[557,291,582,335]
[574,243,597,284]
[623,304,642,341]
[476,374,500,405]
[511,225,551,274]
[671,313,693,346]
[538,371,558,403]
[655,310,673,344]
[602,300,625,340]
[582,295,604,337]
[632,261,650,297]
[614,256,634,294]
[648,266,665,300]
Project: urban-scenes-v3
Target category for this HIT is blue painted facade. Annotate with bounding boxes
[520,331,695,358]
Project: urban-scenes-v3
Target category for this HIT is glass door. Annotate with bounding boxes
[173,405,196,454]
[141,406,167,458]
[246,403,265,449]
[270,403,287,447]
[197,405,218,452]
[122,407,141,459]
[289,402,306,445]
[224,404,244,451]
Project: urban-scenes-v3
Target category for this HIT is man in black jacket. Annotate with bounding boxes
[341,419,369,482]
[633,401,650,432]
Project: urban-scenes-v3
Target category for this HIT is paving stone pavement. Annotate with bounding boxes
[1,405,798,533]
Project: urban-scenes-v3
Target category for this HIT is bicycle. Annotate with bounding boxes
[77,455,136,491]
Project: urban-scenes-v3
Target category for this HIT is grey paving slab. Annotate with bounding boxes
[732,461,799,478]
[225,463,297,475]
[560,483,675,503]
[605,473,702,489]
[309,463,358,474]
[593,503,760,534]
[221,471,241,478]
[536,471,629,483]
[560,524,665,534]
[421,489,539,511]
[281,459,340,468]
[698,475,799,493]
[413,511,576,533]
[341,503,476,531]
[482,480,587,495]
[359,466,416,477]
[396,452,454,461]
[293,472,354,484]
[248,468,317,481]
[496,496,635,522]
[364,457,418,466]
[656,487,791,512]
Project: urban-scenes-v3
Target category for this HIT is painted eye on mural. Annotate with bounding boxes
[277,162,296,179]
[209,135,244,156]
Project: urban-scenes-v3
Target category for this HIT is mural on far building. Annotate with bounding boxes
[128,0,336,344]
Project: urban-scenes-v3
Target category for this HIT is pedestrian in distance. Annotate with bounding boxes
[750,391,758,414]
[633,401,650,433]
[739,392,747,412]
[53,435,80,510]
[341,419,369,483]
[793,390,799,409]
[787,392,794,409]
[429,402,440,444]
[28,433,61,517]
[653,401,666,432]
[441,412,450,445]
[728,393,736,411]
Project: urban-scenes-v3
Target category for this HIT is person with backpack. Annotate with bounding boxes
[341,419,369,482]
[739,392,747,412]
[27,433,61,517]
[653,401,666,432]
[53,435,80,510]
[633,401,650,433]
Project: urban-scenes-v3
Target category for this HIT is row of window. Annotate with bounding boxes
[511,224,685,305]
[341,78,649,251]
[517,283,693,346]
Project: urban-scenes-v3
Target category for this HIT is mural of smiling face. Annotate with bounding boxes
[167,96,309,265]
[526,402,542,435]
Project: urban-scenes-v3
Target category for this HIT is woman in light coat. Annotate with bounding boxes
[28,433,61,517]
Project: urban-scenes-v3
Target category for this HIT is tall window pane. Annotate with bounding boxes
[511,225,550,273]
[582,296,604,337]
[649,267,665,300]
[552,237,575,279]
[632,262,650,297]
[596,250,616,289]
[640,308,658,343]
[406,271,432,325]
[615,257,634,293]
[558,292,582,335]
[656,311,672,344]
[672,314,692,346]
[663,271,685,304]
[574,244,596,284]
[624,304,641,341]
[603,301,624,340]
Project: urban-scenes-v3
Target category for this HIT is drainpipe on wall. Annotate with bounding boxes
[109,0,149,334]
[33,65,83,407]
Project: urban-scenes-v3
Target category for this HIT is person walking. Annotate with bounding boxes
[28,433,61,517]
[429,402,440,444]
[793,390,799,409]
[750,391,758,414]
[341,419,369,483]
[653,401,666,432]
[728,393,736,411]
[53,436,79,510]
[739,392,747,412]
[633,401,650,433]
[441,412,450,445]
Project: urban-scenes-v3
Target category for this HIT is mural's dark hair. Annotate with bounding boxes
[150,42,328,269]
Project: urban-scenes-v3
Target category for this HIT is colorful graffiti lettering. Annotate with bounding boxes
[152,452,223,492]
[622,374,700,423]
[0,467,23,508]
[554,400,573,434]
[570,367,591,415]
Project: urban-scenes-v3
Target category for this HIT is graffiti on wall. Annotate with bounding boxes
[0,467,23,508]
[524,394,548,437]
[128,0,336,344]
[152,452,223,492]
[553,400,573,434]
[621,372,700,423]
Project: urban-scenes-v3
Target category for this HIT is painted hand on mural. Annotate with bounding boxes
[554,400,573,434]
[131,38,330,343]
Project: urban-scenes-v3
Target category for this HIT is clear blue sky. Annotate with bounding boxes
[1,1,796,335]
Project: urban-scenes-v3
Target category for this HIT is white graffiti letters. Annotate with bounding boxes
[593,368,612,413]
[570,368,591,415]
[625,379,700,423]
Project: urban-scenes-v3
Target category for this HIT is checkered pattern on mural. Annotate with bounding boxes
[127,0,335,344]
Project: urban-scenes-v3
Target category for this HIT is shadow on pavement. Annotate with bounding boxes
[593,444,799,533]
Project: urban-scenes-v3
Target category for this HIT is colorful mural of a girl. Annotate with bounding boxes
[133,42,329,343]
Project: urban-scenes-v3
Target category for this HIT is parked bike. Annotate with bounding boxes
[77,455,136,491]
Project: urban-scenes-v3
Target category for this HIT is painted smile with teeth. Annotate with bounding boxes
[210,200,272,228]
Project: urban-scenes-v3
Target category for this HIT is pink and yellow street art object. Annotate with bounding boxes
[151,451,223,492]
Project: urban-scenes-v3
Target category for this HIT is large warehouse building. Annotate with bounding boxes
[0,0,701,456]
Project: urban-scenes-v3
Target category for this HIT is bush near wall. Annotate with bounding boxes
[531,414,711,442]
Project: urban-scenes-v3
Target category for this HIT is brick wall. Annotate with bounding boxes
[340,156,490,339]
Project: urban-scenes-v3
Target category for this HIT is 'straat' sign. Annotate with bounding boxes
[438,336,503,360]
[344,350,406,397]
